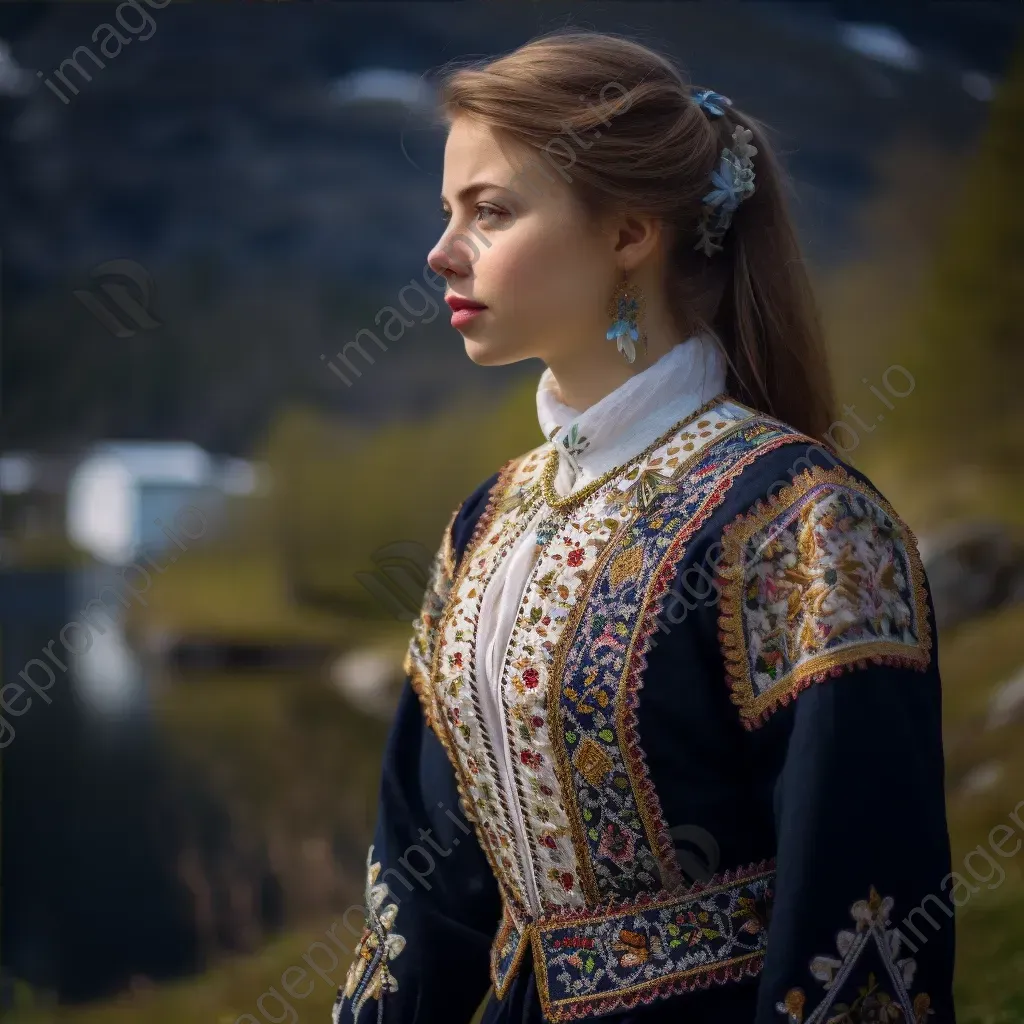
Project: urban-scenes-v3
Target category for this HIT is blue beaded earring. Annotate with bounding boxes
[606,272,647,364]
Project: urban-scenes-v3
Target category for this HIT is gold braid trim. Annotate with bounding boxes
[403,504,459,740]
[404,461,518,760]
[424,454,534,876]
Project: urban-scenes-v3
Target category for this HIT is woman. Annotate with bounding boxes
[334,29,956,1024]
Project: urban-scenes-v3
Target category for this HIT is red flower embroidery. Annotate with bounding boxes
[530,715,544,729]
[453,651,463,668]
[567,548,584,567]
[541,615,551,625]
[540,784,553,796]
[559,872,575,890]
[520,749,543,770]
[522,668,540,688]
[541,834,557,849]
[597,822,636,865]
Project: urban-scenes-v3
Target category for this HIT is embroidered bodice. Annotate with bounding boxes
[474,335,727,919]
[335,384,956,1024]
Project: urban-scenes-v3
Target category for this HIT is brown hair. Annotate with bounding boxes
[435,29,835,440]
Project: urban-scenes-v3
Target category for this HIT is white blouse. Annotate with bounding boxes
[473,331,728,916]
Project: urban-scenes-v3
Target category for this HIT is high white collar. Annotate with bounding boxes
[536,332,727,497]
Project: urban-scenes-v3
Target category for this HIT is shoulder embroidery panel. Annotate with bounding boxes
[717,464,932,731]
[776,886,934,1024]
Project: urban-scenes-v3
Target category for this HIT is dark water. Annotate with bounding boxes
[0,569,235,1004]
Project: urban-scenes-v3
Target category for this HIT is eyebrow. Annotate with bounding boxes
[440,181,506,205]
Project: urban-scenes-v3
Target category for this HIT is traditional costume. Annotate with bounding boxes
[332,334,956,1023]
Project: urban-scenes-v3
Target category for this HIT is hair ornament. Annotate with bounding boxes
[690,89,757,256]
[691,89,733,118]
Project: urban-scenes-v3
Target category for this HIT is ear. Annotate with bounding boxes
[614,212,665,270]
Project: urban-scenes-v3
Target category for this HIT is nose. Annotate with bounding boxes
[427,231,474,279]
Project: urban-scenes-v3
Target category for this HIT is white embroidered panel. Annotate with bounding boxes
[433,446,549,908]
[432,401,755,915]
[497,402,752,911]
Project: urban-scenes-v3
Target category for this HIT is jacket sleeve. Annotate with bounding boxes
[713,459,957,1024]
[333,481,503,1024]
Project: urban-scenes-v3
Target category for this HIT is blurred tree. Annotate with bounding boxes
[264,375,539,621]
[909,32,1024,471]
[819,134,964,402]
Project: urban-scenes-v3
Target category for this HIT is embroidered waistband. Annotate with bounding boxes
[490,862,774,1021]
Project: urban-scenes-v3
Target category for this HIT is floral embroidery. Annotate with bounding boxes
[430,448,552,910]
[426,401,822,1015]
[605,464,683,514]
[556,414,806,903]
[718,466,931,730]
[335,845,407,1022]
[776,886,934,1024]
[432,403,761,920]
[561,422,591,459]
[535,862,774,1022]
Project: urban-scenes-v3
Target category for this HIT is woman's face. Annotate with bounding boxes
[428,116,617,368]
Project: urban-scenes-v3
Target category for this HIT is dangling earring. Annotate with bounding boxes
[605,271,648,364]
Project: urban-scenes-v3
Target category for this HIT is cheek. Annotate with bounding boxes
[487,220,601,318]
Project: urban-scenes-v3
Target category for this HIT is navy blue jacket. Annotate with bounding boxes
[333,402,956,1024]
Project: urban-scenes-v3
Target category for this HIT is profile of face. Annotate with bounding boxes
[428,116,619,369]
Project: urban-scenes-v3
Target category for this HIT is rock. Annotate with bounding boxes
[330,643,405,718]
[955,761,1004,798]
[987,665,1024,731]
[918,521,1024,631]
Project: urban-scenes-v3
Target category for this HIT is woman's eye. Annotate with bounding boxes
[440,205,508,227]
[476,204,506,224]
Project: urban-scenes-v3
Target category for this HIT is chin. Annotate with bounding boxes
[461,333,528,367]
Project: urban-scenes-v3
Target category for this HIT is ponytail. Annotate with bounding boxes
[711,111,835,440]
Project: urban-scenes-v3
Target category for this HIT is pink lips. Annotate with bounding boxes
[450,306,486,328]
[446,296,487,329]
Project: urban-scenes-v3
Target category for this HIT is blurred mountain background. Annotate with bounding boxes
[0,0,1018,452]
[1,3,1023,1023]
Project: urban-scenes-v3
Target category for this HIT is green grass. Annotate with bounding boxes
[937,601,1024,1020]
[4,926,495,1024]
[4,923,348,1024]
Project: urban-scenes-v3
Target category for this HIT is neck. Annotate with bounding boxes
[543,292,692,410]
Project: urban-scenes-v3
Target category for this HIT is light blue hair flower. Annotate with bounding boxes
[691,89,733,119]
[694,125,758,256]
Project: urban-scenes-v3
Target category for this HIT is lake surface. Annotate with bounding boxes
[0,567,360,1006]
